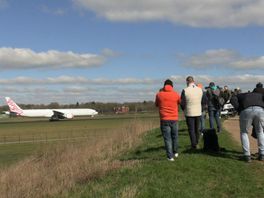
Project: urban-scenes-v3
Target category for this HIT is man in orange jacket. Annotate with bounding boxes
[155,79,181,161]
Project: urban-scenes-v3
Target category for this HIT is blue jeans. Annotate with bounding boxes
[160,120,178,159]
[239,106,264,156]
[208,109,221,132]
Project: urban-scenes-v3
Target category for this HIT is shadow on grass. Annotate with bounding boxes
[120,145,165,161]
[182,146,242,161]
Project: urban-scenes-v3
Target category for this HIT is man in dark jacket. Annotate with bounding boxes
[251,82,264,139]
[253,82,264,94]
[231,91,264,162]
[206,82,222,132]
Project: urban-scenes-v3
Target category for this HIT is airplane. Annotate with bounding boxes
[4,97,98,121]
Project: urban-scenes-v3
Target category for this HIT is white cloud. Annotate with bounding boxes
[0,76,159,85]
[180,49,264,69]
[229,56,264,69]
[73,0,264,27]
[0,74,262,104]
[170,74,264,90]
[0,47,114,70]
[0,75,261,87]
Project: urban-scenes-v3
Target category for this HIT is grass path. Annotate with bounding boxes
[62,120,264,198]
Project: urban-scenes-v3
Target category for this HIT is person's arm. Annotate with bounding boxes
[230,95,239,110]
[201,92,208,109]
[155,94,159,107]
[180,90,186,111]
[228,90,232,101]
[206,89,212,100]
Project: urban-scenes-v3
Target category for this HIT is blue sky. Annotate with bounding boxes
[0,0,263,104]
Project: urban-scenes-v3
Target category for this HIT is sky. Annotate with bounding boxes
[0,0,263,105]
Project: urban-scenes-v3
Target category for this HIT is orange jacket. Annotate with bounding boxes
[155,85,181,121]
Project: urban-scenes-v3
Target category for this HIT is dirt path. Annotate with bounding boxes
[223,117,258,154]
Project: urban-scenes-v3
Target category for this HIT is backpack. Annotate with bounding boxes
[212,90,225,109]
[203,128,220,152]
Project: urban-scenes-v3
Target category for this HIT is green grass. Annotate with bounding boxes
[0,114,159,138]
[0,143,41,167]
[0,114,159,167]
[62,121,264,198]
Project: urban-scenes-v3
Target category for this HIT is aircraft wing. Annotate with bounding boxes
[50,110,74,121]
[52,110,65,119]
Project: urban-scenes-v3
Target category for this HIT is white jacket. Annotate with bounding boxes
[181,83,203,117]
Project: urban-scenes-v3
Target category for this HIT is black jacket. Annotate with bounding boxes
[253,87,264,95]
[206,88,221,110]
[230,92,264,113]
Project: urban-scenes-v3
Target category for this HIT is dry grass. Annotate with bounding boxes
[0,119,157,198]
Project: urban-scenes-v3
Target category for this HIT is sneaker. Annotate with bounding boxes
[258,155,264,161]
[244,156,252,163]
[174,153,179,158]
[167,158,174,161]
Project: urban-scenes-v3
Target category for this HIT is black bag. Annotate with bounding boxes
[203,129,220,152]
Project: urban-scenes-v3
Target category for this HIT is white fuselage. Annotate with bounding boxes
[19,109,98,118]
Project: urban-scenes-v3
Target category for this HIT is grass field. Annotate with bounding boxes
[62,120,264,198]
[1,115,263,197]
[0,115,158,198]
[0,114,159,167]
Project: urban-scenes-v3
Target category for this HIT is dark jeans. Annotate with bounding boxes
[186,116,201,148]
[160,120,178,159]
[208,109,221,132]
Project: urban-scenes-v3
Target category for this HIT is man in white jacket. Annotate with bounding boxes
[181,76,203,149]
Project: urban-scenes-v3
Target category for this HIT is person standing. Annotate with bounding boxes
[181,76,203,149]
[197,83,208,134]
[231,91,264,162]
[206,82,222,132]
[251,82,264,139]
[222,85,232,103]
[155,79,181,161]
[253,82,264,94]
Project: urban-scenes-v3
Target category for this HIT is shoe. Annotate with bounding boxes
[174,153,179,158]
[244,156,252,163]
[167,158,174,161]
[258,155,264,161]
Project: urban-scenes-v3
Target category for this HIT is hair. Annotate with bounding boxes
[256,82,263,88]
[164,79,173,87]
[186,76,194,84]
[209,82,215,87]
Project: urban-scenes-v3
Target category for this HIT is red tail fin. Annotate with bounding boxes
[5,97,23,115]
